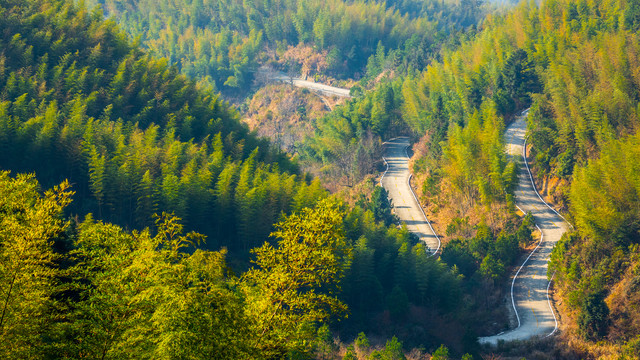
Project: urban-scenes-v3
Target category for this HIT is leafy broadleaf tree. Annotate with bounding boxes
[242,198,351,358]
[62,213,253,359]
[0,172,72,358]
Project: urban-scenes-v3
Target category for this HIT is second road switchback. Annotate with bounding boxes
[381,137,440,255]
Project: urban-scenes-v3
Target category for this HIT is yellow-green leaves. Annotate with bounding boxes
[0,171,72,359]
[243,198,351,358]
[0,171,347,359]
[570,133,640,246]
[66,213,251,359]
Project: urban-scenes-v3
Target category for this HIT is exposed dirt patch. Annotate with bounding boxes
[243,84,344,153]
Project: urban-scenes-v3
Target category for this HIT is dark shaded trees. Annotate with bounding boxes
[578,292,610,340]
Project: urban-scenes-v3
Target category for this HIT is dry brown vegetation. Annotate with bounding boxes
[279,44,329,80]
[483,335,584,360]
[547,255,640,360]
[243,84,340,153]
[409,134,513,247]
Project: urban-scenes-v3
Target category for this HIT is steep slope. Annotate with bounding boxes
[398,0,640,354]
[333,0,640,353]
[0,0,323,255]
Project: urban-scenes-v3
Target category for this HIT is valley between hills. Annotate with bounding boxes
[2,0,640,359]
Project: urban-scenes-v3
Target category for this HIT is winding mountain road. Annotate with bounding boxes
[380,137,440,255]
[272,73,352,98]
[479,111,570,345]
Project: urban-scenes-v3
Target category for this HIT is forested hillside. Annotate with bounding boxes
[0,170,353,358]
[82,0,488,94]
[0,0,483,358]
[360,0,640,355]
[0,0,328,257]
[304,0,640,356]
[403,1,640,354]
[5,0,640,358]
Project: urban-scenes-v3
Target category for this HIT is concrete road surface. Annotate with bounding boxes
[272,74,352,98]
[381,137,440,255]
[479,112,569,345]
